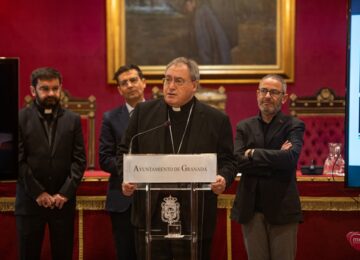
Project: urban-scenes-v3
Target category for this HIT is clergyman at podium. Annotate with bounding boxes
[117,57,237,259]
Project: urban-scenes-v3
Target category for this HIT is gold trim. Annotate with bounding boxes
[297,175,344,182]
[301,196,360,211]
[76,196,107,210]
[0,175,111,183]
[1,195,359,260]
[226,208,232,260]
[81,176,109,182]
[78,209,84,260]
[0,196,106,212]
[106,0,295,84]
[0,197,15,212]
[289,88,345,116]
[234,175,345,182]
[217,194,235,209]
[217,195,360,211]
[1,195,359,212]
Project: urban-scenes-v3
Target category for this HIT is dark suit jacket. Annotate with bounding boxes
[231,112,305,225]
[16,104,86,215]
[117,98,236,239]
[99,105,133,212]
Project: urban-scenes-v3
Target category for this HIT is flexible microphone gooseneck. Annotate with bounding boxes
[128,121,171,154]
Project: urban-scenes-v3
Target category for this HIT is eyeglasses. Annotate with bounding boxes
[258,88,284,97]
[119,77,139,87]
[162,77,193,87]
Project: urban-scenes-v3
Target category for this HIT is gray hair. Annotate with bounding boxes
[259,74,287,93]
[165,57,200,81]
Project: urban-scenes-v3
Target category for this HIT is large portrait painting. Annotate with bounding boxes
[106,0,295,84]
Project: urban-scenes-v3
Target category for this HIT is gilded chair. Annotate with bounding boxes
[289,88,345,169]
[24,90,96,169]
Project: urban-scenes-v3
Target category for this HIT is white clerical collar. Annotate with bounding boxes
[171,106,181,112]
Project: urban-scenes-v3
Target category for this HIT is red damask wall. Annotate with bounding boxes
[0,0,347,169]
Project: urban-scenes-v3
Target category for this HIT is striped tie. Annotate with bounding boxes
[129,110,134,117]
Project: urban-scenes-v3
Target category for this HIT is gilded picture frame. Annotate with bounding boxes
[106,0,295,84]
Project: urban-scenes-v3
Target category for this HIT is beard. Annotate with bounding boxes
[36,95,60,109]
[258,100,282,116]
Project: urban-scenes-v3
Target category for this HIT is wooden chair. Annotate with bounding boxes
[24,90,96,169]
[289,87,345,169]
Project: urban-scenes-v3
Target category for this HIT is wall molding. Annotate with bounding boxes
[1,195,359,212]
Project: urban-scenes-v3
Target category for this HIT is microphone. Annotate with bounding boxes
[128,121,170,154]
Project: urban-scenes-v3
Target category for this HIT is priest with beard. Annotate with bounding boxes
[16,67,86,260]
[118,57,237,259]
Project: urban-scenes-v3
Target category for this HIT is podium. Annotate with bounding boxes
[124,154,217,260]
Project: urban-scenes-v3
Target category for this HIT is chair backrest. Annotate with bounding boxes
[289,88,345,169]
[24,90,96,169]
[152,85,227,112]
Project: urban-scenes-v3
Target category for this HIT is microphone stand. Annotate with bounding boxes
[126,120,170,260]
[128,121,170,154]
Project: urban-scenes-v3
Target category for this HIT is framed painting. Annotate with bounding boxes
[106,0,295,84]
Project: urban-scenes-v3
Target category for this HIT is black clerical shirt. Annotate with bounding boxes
[254,112,278,213]
[165,98,195,155]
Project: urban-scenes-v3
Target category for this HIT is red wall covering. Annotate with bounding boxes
[0,0,347,168]
[1,2,357,259]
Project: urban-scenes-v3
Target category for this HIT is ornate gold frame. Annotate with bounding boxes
[106,0,295,84]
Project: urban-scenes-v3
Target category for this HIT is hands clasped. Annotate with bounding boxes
[36,192,68,209]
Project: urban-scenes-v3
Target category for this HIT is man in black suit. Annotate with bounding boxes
[119,57,237,259]
[16,67,86,260]
[99,64,146,260]
[231,74,305,260]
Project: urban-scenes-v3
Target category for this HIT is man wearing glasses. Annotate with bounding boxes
[119,57,236,259]
[231,74,305,260]
[99,64,146,260]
